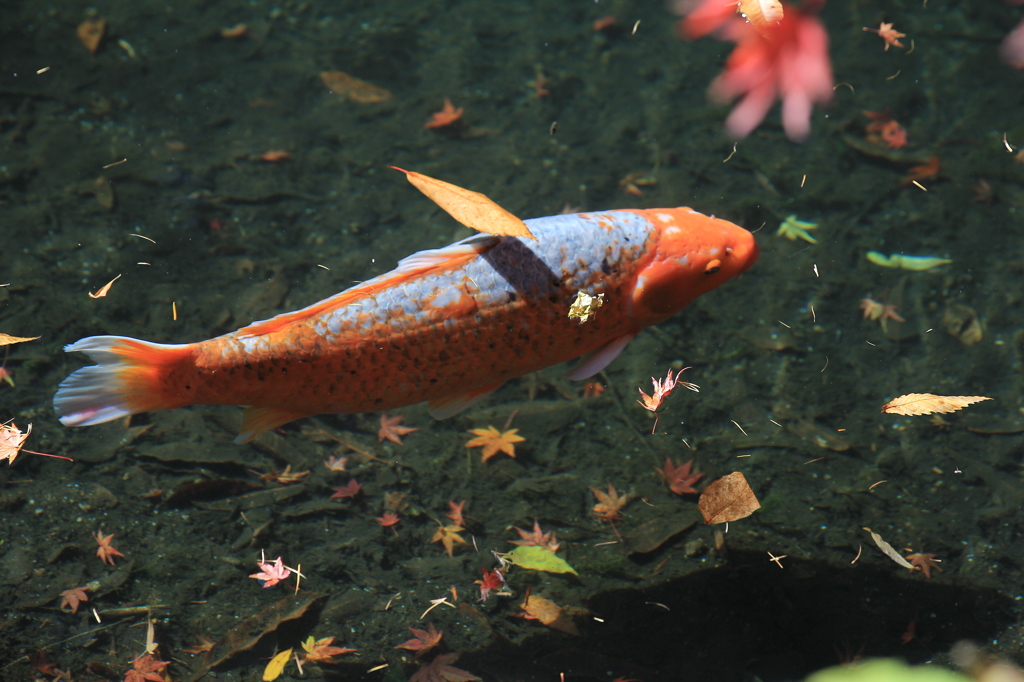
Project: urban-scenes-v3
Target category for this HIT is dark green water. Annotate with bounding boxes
[2,1,1024,680]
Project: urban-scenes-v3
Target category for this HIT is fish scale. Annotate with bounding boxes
[54,207,758,442]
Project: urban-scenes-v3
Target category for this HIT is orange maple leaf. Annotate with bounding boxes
[511,520,560,552]
[94,530,124,566]
[431,523,467,557]
[863,22,906,50]
[465,425,524,462]
[58,586,89,614]
[445,499,467,527]
[378,412,417,445]
[590,484,628,522]
[424,98,463,129]
[395,623,443,659]
[300,635,355,664]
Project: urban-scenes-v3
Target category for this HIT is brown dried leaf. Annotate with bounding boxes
[0,422,31,465]
[391,167,536,240]
[881,393,992,416]
[864,527,914,570]
[519,595,579,635]
[0,333,40,346]
[77,16,106,55]
[319,71,391,103]
[88,274,121,299]
[698,472,760,525]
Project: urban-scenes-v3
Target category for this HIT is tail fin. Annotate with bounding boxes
[54,336,193,426]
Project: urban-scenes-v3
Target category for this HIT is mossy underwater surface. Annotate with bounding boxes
[3,1,1024,681]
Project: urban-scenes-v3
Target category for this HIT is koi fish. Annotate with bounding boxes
[54,208,758,442]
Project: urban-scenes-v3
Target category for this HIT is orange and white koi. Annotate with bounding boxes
[55,208,758,442]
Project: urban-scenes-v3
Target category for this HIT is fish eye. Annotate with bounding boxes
[704,259,722,275]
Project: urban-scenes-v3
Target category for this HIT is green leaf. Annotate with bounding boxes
[505,546,577,575]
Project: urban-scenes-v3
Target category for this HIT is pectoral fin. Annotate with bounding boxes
[428,382,504,419]
[565,333,636,380]
[236,406,314,443]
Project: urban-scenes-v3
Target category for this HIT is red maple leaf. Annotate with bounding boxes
[409,653,480,682]
[330,479,361,499]
[395,623,443,659]
[657,458,703,495]
[124,653,169,682]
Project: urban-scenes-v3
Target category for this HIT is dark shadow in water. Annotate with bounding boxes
[463,549,1017,682]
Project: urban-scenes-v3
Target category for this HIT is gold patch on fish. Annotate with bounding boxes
[568,291,604,323]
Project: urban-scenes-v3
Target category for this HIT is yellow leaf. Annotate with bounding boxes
[465,425,525,462]
[262,647,293,681]
[505,546,577,575]
[391,167,536,240]
[880,393,992,416]
[0,333,40,346]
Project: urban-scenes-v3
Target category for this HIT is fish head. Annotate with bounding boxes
[629,207,759,324]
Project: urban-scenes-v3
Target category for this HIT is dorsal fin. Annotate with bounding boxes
[238,235,500,337]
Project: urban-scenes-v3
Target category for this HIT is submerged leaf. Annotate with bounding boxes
[698,472,760,524]
[864,527,914,570]
[391,167,536,240]
[504,545,577,575]
[262,647,292,681]
[881,393,992,416]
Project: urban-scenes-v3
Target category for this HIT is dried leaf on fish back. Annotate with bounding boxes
[391,167,536,240]
[881,393,992,416]
[0,333,40,346]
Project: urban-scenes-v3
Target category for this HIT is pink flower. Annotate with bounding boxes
[675,1,833,142]
[250,555,292,588]
[1002,18,1024,69]
[675,0,740,39]
[711,8,833,141]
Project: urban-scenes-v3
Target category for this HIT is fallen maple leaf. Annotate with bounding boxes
[0,421,70,465]
[590,483,628,522]
[657,458,703,495]
[94,530,125,566]
[431,523,467,557]
[698,472,761,525]
[378,412,417,444]
[0,422,31,465]
[395,623,443,659]
[391,167,536,240]
[409,653,481,682]
[124,653,168,682]
[465,425,525,462]
[300,635,355,664]
[330,479,362,499]
[58,586,90,614]
[881,393,992,416]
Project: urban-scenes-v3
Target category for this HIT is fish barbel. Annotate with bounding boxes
[54,208,758,442]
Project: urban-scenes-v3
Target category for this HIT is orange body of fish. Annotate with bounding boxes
[55,208,758,442]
